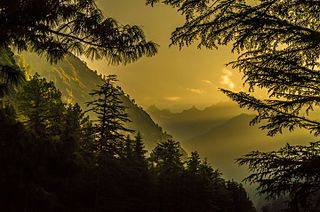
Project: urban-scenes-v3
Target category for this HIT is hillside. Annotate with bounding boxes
[16,52,172,150]
[184,113,315,184]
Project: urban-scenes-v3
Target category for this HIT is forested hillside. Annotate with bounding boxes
[16,52,171,150]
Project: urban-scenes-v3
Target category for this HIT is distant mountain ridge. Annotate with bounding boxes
[147,103,250,141]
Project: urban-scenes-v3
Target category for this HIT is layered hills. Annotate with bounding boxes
[148,105,315,180]
[147,103,248,141]
[148,105,316,205]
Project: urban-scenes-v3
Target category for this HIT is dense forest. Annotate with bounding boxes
[0,72,255,211]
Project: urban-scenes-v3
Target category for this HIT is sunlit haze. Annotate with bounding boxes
[84,0,243,111]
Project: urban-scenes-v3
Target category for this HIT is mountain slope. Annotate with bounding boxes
[182,113,315,204]
[185,113,315,180]
[18,52,171,150]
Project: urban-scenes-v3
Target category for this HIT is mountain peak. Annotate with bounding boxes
[148,104,160,112]
[182,105,199,113]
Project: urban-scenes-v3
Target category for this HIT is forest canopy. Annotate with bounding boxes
[0,72,256,211]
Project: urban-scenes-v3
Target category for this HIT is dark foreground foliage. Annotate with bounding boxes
[238,142,320,212]
[0,74,256,212]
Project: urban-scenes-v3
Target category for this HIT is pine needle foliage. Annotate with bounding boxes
[147,0,320,136]
[1,0,158,64]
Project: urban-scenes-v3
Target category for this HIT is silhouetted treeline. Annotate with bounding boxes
[0,74,256,212]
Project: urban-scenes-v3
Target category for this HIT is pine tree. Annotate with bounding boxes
[17,73,65,138]
[133,132,148,166]
[226,181,257,212]
[87,74,133,159]
[150,140,184,212]
[86,75,134,211]
[186,151,201,174]
[61,103,88,168]
[150,139,184,175]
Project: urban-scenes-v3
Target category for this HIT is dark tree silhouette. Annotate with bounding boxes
[17,73,65,138]
[87,75,133,158]
[0,47,25,96]
[226,181,257,212]
[238,142,320,211]
[133,132,148,165]
[149,139,184,212]
[86,75,134,211]
[0,0,158,96]
[1,0,158,64]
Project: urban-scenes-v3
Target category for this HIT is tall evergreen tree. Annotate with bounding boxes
[186,151,202,174]
[183,152,216,212]
[86,75,133,211]
[133,132,148,166]
[87,74,133,158]
[226,181,257,212]
[150,139,184,212]
[150,139,183,173]
[124,135,134,161]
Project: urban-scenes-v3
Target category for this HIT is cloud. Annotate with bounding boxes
[187,88,205,95]
[164,96,182,101]
[220,68,235,89]
[202,80,213,84]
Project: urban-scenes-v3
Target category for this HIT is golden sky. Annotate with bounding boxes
[84,0,243,111]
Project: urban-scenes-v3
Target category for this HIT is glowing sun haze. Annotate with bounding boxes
[84,0,242,111]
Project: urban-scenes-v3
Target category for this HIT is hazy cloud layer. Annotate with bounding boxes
[187,88,205,95]
[164,96,182,101]
[202,80,213,84]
